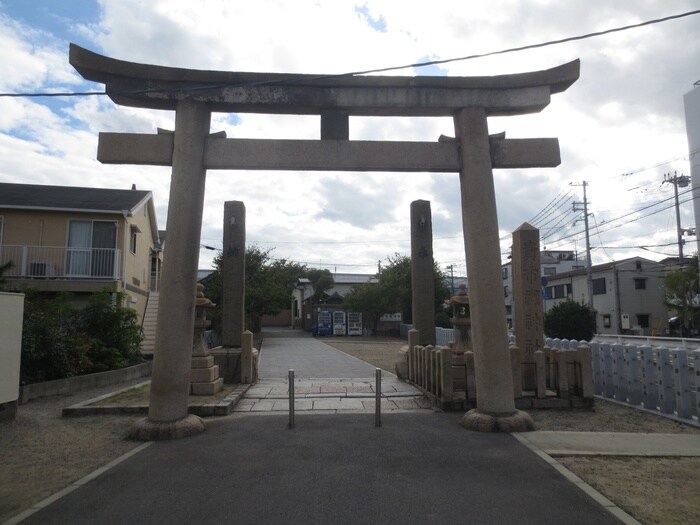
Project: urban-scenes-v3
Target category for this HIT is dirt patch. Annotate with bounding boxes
[558,457,700,525]
[0,381,144,523]
[324,340,405,373]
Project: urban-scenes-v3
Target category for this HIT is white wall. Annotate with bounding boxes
[0,292,24,405]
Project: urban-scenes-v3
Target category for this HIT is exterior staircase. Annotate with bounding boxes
[141,291,159,355]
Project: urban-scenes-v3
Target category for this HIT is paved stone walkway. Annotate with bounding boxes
[243,329,431,414]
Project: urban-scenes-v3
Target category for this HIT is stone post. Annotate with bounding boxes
[512,223,543,390]
[534,350,547,398]
[222,201,246,348]
[241,330,254,384]
[408,328,419,382]
[454,107,533,432]
[132,99,211,440]
[410,200,436,346]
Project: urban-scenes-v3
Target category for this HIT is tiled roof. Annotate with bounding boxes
[0,182,151,214]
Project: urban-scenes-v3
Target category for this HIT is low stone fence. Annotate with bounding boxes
[19,361,152,404]
[547,338,700,426]
[398,333,593,411]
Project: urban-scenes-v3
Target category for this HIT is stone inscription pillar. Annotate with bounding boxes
[410,200,436,346]
[453,107,533,432]
[133,99,211,440]
[512,223,543,390]
[222,201,246,348]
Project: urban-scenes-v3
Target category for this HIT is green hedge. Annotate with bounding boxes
[20,290,144,384]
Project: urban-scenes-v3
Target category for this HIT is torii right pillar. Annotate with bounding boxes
[455,107,535,432]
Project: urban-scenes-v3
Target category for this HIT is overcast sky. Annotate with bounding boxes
[1,0,699,276]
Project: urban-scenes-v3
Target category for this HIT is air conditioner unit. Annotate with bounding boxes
[29,262,55,278]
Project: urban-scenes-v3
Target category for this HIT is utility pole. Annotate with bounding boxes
[571,181,593,308]
[446,264,455,295]
[663,171,691,267]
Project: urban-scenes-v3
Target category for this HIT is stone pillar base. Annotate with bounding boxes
[130,414,205,441]
[459,408,534,433]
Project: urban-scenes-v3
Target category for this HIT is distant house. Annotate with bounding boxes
[503,250,585,329]
[0,182,161,323]
[543,256,668,336]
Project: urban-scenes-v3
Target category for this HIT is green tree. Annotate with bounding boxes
[664,259,700,334]
[306,268,334,303]
[205,247,319,334]
[342,281,389,332]
[342,253,451,330]
[544,300,596,341]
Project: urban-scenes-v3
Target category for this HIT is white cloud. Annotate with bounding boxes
[1,0,699,274]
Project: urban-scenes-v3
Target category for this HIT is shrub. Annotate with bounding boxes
[78,291,144,371]
[20,292,90,383]
[544,300,596,341]
[20,290,144,383]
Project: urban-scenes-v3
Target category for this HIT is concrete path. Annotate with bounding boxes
[17,413,625,525]
[248,328,430,414]
[258,330,381,378]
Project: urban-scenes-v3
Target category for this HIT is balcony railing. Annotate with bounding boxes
[0,245,121,280]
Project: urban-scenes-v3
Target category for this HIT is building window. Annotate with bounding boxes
[505,305,512,315]
[543,267,556,276]
[502,267,508,280]
[130,229,137,254]
[636,314,650,328]
[603,314,611,328]
[592,277,607,295]
[635,260,642,271]
[67,220,117,277]
[504,285,508,298]
[546,284,571,299]
[634,278,646,290]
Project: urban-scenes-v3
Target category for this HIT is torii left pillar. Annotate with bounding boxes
[132,99,211,440]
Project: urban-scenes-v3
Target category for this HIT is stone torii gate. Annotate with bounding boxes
[69,44,579,439]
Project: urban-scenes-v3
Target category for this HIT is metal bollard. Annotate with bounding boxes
[375,368,382,427]
[288,369,295,429]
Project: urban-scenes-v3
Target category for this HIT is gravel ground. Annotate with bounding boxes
[2,338,699,524]
[0,379,145,523]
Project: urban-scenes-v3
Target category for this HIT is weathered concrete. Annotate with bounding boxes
[512,222,543,390]
[240,330,254,384]
[70,44,579,115]
[141,99,211,438]
[410,200,435,346]
[70,44,578,438]
[222,201,246,348]
[98,133,561,171]
[454,107,534,432]
[20,362,152,404]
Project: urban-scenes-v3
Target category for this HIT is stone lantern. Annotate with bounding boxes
[190,283,223,395]
[193,283,213,352]
[448,284,471,355]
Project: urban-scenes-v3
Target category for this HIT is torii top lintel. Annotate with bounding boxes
[69,44,579,117]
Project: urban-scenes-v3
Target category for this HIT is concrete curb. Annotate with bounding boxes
[62,382,251,417]
[20,362,152,404]
[512,433,642,525]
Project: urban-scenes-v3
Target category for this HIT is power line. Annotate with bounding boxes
[543,188,697,249]
[2,9,699,98]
